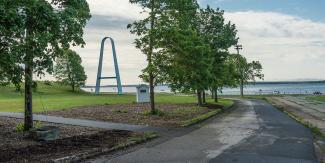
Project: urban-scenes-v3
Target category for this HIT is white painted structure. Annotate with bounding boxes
[136,84,150,103]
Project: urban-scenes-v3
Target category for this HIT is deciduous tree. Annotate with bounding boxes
[0,0,91,130]
[128,0,169,114]
[230,54,264,97]
[54,50,87,92]
[197,6,238,102]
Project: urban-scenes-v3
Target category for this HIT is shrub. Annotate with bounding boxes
[143,109,164,117]
[16,123,25,133]
[44,80,52,86]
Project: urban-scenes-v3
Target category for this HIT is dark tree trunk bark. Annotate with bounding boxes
[149,74,155,114]
[149,0,156,114]
[197,90,203,106]
[211,90,214,99]
[214,89,218,102]
[202,90,206,104]
[240,80,244,97]
[24,25,33,131]
[24,52,33,131]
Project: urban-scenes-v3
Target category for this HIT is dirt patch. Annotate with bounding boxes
[41,103,223,128]
[0,117,139,162]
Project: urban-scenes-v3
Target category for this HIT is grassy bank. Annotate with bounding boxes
[307,96,325,103]
[0,82,232,113]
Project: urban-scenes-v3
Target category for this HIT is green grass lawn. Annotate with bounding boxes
[307,96,325,103]
[0,82,233,112]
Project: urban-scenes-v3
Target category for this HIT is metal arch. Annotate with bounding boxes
[95,37,123,95]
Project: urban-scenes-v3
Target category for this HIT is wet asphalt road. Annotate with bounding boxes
[210,100,316,163]
[91,100,317,163]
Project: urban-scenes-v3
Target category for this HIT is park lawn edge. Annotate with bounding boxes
[52,131,158,163]
[180,100,235,127]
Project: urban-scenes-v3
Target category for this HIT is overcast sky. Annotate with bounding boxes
[67,0,325,85]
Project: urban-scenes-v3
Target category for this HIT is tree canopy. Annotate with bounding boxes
[0,0,91,130]
[54,50,87,92]
[229,54,264,97]
[129,0,262,106]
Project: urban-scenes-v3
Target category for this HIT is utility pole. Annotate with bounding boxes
[234,44,244,97]
[235,44,242,55]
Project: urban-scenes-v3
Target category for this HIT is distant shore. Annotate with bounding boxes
[84,80,325,88]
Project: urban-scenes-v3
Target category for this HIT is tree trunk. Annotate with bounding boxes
[24,26,33,131]
[149,74,155,114]
[24,54,33,131]
[240,80,244,97]
[149,0,156,114]
[202,90,206,104]
[197,90,203,106]
[211,90,214,99]
[214,89,218,102]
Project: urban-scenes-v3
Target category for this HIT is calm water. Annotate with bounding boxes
[82,82,325,95]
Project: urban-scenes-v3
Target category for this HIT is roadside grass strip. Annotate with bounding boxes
[180,109,222,127]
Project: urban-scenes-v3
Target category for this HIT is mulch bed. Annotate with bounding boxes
[0,117,138,162]
[42,103,223,128]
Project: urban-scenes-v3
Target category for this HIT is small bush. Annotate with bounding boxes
[112,109,129,113]
[143,109,164,117]
[35,121,43,129]
[44,80,52,86]
[16,121,43,133]
[16,123,25,133]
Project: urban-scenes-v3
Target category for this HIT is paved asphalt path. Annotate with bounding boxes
[0,112,163,132]
[91,99,317,163]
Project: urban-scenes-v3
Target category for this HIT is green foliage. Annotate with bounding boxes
[196,6,238,98]
[0,0,91,130]
[181,109,222,127]
[142,109,165,117]
[54,49,87,92]
[307,96,325,103]
[44,80,52,86]
[112,109,129,114]
[229,54,264,84]
[34,121,43,129]
[128,0,170,113]
[16,122,25,133]
[0,0,91,82]
[127,0,243,106]
[143,131,159,139]
[228,54,264,96]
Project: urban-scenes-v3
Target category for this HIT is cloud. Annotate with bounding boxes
[87,0,143,19]
[55,2,325,84]
[224,11,325,81]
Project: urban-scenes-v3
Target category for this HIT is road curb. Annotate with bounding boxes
[180,100,236,127]
[52,133,158,163]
